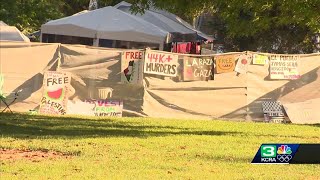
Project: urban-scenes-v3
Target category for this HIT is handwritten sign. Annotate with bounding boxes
[67,99,123,117]
[253,54,268,65]
[269,55,300,79]
[39,71,71,115]
[144,50,178,77]
[121,50,144,85]
[215,55,236,73]
[183,56,214,81]
[235,54,252,74]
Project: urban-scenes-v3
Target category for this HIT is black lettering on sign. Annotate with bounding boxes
[145,63,177,75]
[46,76,69,86]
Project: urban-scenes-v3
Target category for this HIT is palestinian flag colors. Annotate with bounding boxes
[39,71,71,115]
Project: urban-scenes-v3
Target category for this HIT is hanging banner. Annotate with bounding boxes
[215,54,236,73]
[253,54,268,65]
[67,99,123,117]
[121,50,144,85]
[183,56,214,81]
[235,54,252,74]
[269,55,300,79]
[144,50,178,77]
[39,71,71,115]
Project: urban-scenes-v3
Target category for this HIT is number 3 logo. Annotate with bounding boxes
[261,145,276,158]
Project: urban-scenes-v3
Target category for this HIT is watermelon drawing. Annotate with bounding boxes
[46,88,64,100]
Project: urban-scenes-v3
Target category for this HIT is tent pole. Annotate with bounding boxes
[159,43,164,51]
[93,38,99,47]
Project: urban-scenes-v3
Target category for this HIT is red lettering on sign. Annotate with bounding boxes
[158,54,165,63]
[166,55,172,62]
[125,52,130,59]
[152,54,158,62]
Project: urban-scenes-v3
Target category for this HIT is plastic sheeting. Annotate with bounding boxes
[1,41,319,123]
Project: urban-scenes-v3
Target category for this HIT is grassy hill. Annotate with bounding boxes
[0,114,319,179]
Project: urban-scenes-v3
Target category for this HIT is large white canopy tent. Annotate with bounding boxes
[41,6,172,49]
[114,1,197,42]
[114,1,214,42]
[0,21,30,42]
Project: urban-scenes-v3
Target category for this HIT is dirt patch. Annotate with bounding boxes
[0,148,72,161]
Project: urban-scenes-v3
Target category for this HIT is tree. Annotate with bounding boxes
[0,0,124,33]
[0,0,65,33]
[130,0,320,53]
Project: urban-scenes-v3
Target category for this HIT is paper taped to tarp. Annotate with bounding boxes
[235,54,252,74]
[39,71,71,115]
[215,54,236,73]
[67,99,123,117]
[253,54,268,65]
[121,50,144,85]
[182,55,214,81]
[269,55,300,80]
[283,98,320,124]
[144,49,178,77]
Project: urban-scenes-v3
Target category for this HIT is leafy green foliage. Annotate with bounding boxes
[0,0,124,33]
[0,0,64,33]
[132,0,320,53]
[1,0,318,52]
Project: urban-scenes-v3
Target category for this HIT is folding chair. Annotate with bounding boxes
[0,75,22,113]
[0,91,21,113]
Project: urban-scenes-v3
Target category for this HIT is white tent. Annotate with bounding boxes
[0,21,30,42]
[114,1,214,42]
[114,1,197,42]
[41,6,171,48]
[0,21,8,26]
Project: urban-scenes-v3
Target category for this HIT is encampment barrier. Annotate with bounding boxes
[1,41,319,123]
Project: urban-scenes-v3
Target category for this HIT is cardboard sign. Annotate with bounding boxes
[253,54,268,65]
[215,54,236,73]
[183,56,214,81]
[67,99,123,117]
[269,55,300,79]
[39,71,71,115]
[235,54,252,74]
[144,50,178,77]
[121,50,144,85]
[283,98,320,124]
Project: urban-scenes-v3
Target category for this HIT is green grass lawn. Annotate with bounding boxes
[0,113,319,179]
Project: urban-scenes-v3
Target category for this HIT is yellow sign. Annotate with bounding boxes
[253,54,268,65]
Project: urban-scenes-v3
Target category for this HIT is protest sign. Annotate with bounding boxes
[183,56,214,81]
[144,50,178,77]
[121,50,144,85]
[269,55,300,79]
[67,99,123,117]
[215,54,236,73]
[235,54,252,74]
[253,54,268,65]
[39,71,71,115]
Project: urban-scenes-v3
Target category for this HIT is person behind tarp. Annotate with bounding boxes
[190,42,201,54]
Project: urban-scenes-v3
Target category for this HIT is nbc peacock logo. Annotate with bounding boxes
[277,145,293,163]
[277,145,292,155]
